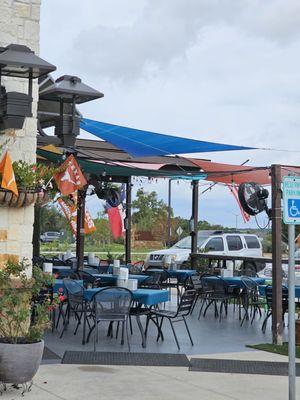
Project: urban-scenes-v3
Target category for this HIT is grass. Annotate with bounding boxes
[40,242,162,261]
[247,342,300,358]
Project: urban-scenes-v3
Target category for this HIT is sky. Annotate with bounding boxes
[40,0,300,229]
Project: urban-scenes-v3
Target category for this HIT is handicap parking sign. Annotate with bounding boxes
[283,176,300,224]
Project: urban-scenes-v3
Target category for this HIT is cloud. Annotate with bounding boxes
[60,0,300,81]
[40,1,300,227]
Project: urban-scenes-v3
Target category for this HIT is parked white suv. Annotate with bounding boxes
[145,231,263,272]
[40,231,61,243]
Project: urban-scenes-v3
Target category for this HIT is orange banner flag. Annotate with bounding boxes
[54,155,87,196]
[57,197,96,235]
[0,152,18,197]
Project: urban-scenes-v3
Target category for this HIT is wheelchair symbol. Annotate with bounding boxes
[288,200,300,218]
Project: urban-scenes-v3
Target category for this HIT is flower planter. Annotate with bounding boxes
[0,340,44,393]
[0,188,46,207]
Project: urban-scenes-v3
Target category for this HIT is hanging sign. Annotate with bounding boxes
[282,176,300,225]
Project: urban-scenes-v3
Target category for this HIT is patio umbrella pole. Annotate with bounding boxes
[271,164,283,345]
[76,188,86,271]
[125,177,132,265]
[191,180,199,269]
[167,179,172,247]
[32,203,41,258]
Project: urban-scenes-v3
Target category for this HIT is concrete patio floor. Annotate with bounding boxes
[1,351,299,400]
[44,296,283,356]
[3,296,296,399]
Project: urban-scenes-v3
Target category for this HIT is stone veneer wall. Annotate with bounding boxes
[0,0,40,269]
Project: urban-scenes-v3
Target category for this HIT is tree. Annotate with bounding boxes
[40,205,67,233]
[132,189,171,231]
[85,214,113,247]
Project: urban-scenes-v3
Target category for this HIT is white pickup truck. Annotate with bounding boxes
[145,231,264,273]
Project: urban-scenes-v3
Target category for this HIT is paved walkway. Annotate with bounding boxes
[2,351,299,400]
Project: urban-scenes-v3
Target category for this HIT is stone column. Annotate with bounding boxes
[0,0,41,270]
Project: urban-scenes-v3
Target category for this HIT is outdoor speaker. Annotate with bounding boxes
[0,90,32,131]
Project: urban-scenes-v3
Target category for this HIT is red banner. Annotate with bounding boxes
[227,184,250,223]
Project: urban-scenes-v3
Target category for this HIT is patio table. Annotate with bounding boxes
[52,266,99,277]
[53,279,83,293]
[202,276,266,288]
[84,287,169,305]
[84,287,169,348]
[88,273,149,286]
[259,285,300,299]
[146,269,197,279]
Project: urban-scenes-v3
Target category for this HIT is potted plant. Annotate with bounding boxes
[0,258,57,395]
[0,160,58,207]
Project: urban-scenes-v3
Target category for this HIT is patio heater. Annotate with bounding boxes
[0,44,56,131]
[39,75,104,148]
[39,76,104,269]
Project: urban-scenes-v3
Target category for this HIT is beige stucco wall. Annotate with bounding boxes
[0,0,41,268]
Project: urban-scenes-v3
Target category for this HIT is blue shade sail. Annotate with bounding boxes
[80,118,255,158]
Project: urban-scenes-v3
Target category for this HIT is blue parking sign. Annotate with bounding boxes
[287,199,300,218]
[283,176,300,225]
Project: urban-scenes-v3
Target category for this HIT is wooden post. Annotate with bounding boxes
[32,204,40,258]
[167,179,172,247]
[271,164,283,345]
[76,189,86,271]
[125,177,132,264]
[191,180,199,268]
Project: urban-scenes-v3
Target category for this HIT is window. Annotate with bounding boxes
[204,237,224,252]
[226,236,243,251]
[245,235,260,249]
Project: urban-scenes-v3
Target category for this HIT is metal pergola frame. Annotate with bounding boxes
[35,137,205,268]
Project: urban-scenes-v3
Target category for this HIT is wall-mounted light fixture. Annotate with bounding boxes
[0,44,56,131]
[39,75,103,147]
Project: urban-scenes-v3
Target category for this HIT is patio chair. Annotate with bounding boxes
[161,272,190,306]
[93,259,108,274]
[71,270,104,289]
[32,255,45,268]
[31,283,55,330]
[129,260,145,274]
[197,273,215,318]
[60,278,92,344]
[240,276,264,326]
[262,285,289,333]
[189,273,203,313]
[200,276,233,322]
[147,289,196,350]
[87,287,133,351]
[140,271,168,290]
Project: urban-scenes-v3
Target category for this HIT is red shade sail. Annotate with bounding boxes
[187,159,271,185]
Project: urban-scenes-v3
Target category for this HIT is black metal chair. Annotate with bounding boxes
[140,271,168,290]
[262,285,289,333]
[129,261,145,274]
[60,278,91,344]
[71,270,104,289]
[147,289,196,350]
[240,276,264,326]
[200,276,234,322]
[197,273,215,318]
[32,255,46,268]
[31,284,55,329]
[87,287,133,351]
